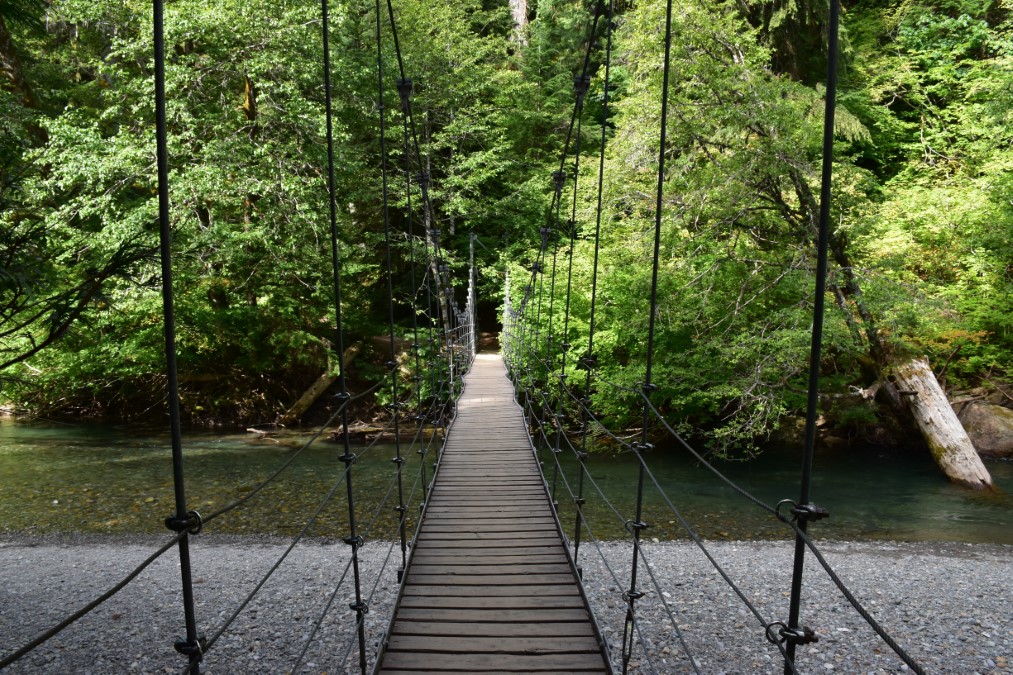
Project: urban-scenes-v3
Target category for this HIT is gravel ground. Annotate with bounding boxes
[0,533,1009,674]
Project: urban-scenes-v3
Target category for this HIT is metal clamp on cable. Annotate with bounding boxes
[343,534,364,549]
[552,170,566,196]
[765,621,819,646]
[641,382,658,394]
[793,502,830,522]
[577,352,598,370]
[775,499,829,523]
[349,600,369,614]
[396,78,412,112]
[173,634,206,660]
[334,390,350,402]
[631,441,654,453]
[624,519,649,534]
[573,74,591,107]
[165,510,203,535]
[340,452,357,466]
[622,589,644,603]
[391,455,406,466]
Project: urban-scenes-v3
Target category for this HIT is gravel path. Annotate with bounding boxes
[0,533,1009,674]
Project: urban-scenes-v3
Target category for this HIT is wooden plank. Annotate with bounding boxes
[390,620,594,638]
[380,652,607,672]
[408,545,566,558]
[386,634,600,654]
[410,537,563,549]
[377,354,606,674]
[401,583,578,597]
[417,527,563,539]
[405,573,579,586]
[397,595,587,610]
[381,671,606,675]
[407,563,573,575]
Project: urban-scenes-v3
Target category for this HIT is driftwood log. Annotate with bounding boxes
[278,343,360,426]
[893,356,993,490]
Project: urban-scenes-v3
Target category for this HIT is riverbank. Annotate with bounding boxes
[1,534,1009,673]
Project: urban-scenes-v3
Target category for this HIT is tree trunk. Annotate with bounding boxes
[510,0,527,41]
[892,356,993,490]
[777,166,986,488]
[278,342,360,426]
[0,15,47,143]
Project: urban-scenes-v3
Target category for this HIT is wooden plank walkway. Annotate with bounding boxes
[376,353,610,674]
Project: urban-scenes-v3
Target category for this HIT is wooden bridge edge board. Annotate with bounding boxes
[370,353,615,675]
[368,351,477,675]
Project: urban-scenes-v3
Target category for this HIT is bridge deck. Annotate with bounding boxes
[377,353,609,674]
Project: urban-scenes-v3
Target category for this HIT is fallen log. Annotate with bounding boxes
[278,343,360,426]
[892,356,993,490]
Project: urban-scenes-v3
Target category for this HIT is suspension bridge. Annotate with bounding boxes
[0,0,935,672]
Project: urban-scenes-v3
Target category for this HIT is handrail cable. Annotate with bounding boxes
[521,334,795,673]
[553,368,920,671]
[534,408,665,675]
[574,0,615,569]
[0,531,185,669]
[0,375,389,670]
[194,412,401,670]
[291,360,455,671]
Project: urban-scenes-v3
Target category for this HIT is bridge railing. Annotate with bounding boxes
[502,291,926,675]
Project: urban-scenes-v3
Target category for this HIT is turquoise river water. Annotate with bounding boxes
[1,419,1010,544]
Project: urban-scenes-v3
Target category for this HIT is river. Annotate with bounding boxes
[1,419,1010,544]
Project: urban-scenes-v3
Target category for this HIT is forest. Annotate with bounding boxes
[1,0,1011,461]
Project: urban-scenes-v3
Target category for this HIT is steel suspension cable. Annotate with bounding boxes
[0,376,387,670]
[574,0,614,570]
[373,0,410,585]
[619,0,675,669]
[152,0,201,669]
[0,532,185,669]
[785,1,836,671]
[319,0,367,668]
[550,74,590,508]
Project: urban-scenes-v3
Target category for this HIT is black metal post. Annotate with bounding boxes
[784,2,840,673]
[153,1,201,671]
